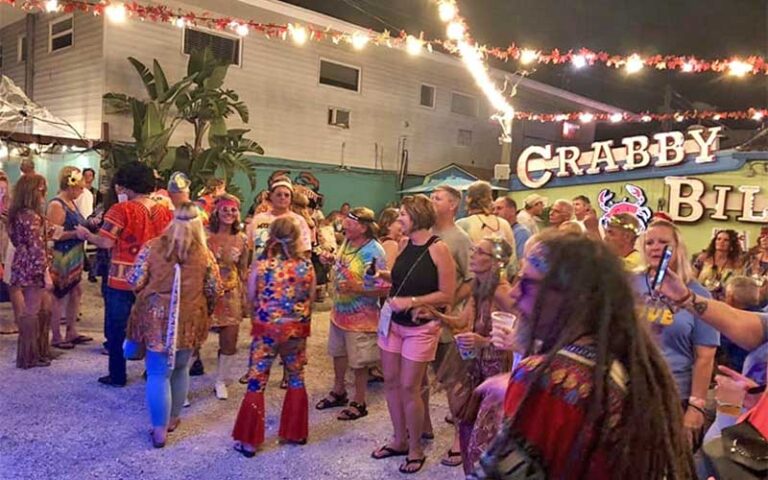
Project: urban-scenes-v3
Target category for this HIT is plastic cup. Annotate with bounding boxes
[455,335,477,360]
[491,311,517,335]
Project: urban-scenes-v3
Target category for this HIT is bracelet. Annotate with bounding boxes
[688,396,706,409]
[687,404,707,416]
[672,289,693,306]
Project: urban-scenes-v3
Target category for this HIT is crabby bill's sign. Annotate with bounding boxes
[516,126,767,224]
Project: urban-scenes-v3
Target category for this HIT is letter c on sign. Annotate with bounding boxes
[517,145,553,189]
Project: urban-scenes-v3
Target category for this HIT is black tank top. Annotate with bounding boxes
[390,236,440,327]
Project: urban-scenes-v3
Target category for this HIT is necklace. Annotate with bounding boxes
[340,239,370,259]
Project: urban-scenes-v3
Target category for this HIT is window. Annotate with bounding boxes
[49,15,73,52]
[17,34,26,63]
[183,28,241,66]
[319,60,360,92]
[328,107,351,128]
[420,84,435,108]
[451,92,478,117]
[457,129,473,147]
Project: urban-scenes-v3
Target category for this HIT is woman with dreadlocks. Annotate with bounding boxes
[470,233,695,480]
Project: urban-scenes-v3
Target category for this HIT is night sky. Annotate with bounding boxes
[284,0,768,114]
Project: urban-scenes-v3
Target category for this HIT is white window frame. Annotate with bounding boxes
[49,14,74,53]
[181,26,243,68]
[318,57,362,94]
[419,83,436,109]
[17,34,26,63]
[450,90,479,117]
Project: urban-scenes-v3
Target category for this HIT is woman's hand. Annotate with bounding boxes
[490,323,517,352]
[682,406,705,446]
[455,332,488,350]
[656,268,689,303]
[75,225,90,241]
[715,365,759,409]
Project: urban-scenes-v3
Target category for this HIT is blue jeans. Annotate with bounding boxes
[103,287,135,384]
[145,349,193,428]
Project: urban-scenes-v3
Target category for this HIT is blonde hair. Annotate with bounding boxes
[58,166,83,191]
[163,203,206,262]
[642,219,695,284]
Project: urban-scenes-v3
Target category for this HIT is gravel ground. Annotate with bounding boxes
[0,281,463,480]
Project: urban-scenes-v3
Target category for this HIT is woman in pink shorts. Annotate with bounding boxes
[371,194,456,474]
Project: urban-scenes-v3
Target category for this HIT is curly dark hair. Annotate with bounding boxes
[113,161,155,194]
[704,229,744,265]
[513,234,694,479]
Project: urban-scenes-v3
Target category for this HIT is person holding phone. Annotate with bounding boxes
[631,219,719,450]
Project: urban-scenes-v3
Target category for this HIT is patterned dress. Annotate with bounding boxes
[9,209,48,288]
[208,232,248,328]
[49,198,86,298]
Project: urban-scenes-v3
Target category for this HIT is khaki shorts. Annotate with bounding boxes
[327,322,380,369]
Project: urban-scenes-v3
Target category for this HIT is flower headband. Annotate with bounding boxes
[67,170,83,187]
[608,215,641,235]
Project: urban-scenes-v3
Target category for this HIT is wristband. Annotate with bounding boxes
[688,396,706,409]
[687,404,706,416]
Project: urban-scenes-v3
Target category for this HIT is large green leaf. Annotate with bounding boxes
[152,60,169,100]
[128,57,157,99]
[232,101,249,123]
[102,93,135,114]
[141,104,165,142]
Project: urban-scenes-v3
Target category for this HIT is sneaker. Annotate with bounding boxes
[183,397,191,408]
[214,381,229,400]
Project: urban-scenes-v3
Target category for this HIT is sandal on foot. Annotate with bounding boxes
[238,372,249,385]
[337,402,368,421]
[315,391,348,410]
[70,335,93,345]
[440,450,462,467]
[399,456,426,474]
[371,445,409,459]
[52,341,75,350]
[168,418,181,433]
[233,443,255,458]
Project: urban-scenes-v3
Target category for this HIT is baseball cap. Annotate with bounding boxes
[524,193,548,208]
[168,172,191,193]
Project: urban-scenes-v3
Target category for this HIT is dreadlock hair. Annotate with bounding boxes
[512,233,694,480]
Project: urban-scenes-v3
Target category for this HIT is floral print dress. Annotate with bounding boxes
[208,232,248,328]
[9,209,49,288]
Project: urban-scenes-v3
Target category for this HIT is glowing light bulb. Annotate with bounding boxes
[438,2,457,22]
[609,113,623,123]
[753,111,764,121]
[235,23,249,36]
[579,112,594,123]
[0,143,7,158]
[674,114,685,122]
[45,0,59,13]
[173,17,186,28]
[405,35,423,56]
[289,24,308,45]
[555,114,568,122]
[712,114,722,121]
[681,62,694,73]
[105,2,127,23]
[572,54,587,69]
[625,55,644,74]
[641,115,652,123]
[729,59,752,77]
[519,49,538,65]
[61,145,69,153]
[446,22,464,41]
[351,32,368,50]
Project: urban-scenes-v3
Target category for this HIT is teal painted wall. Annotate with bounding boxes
[508,164,767,253]
[3,151,101,200]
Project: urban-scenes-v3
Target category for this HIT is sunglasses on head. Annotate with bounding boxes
[347,212,372,223]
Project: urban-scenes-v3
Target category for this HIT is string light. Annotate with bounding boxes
[572,54,587,69]
[625,55,644,74]
[681,62,695,73]
[674,114,685,122]
[729,59,753,77]
[712,114,722,121]
[235,23,249,36]
[753,111,764,121]
[519,49,539,65]
[0,143,7,158]
[405,35,423,56]
[44,0,59,13]
[105,2,127,23]
[579,112,595,123]
[609,113,623,123]
[351,32,369,50]
[289,24,308,45]
[173,17,186,28]
[438,2,457,22]
[446,22,465,41]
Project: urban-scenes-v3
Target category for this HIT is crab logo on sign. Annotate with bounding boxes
[598,184,653,231]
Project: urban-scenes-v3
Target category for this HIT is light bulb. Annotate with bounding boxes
[729,59,752,77]
[555,114,568,122]
[438,2,457,22]
[406,35,423,56]
[579,112,594,123]
[290,24,308,45]
[29,143,39,152]
[572,54,587,69]
[641,115,652,122]
[173,17,186,28]
[674,114,685,122]
[609,113,623,123]
[235,24,249,37]
[45,0,59,13]
[625,55,644,74]
[681,62,694,73]
[446,22,464,41]
[105,2,127,23]
[0,143,7,158]
[519,49,538,65]
[753,111,764,121]
[712,114,722,121]
[351,32,368,51]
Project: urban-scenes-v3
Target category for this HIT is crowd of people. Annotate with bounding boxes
[2,157,768,479]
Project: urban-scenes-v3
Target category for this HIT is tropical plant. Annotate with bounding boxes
[103,48,263,199]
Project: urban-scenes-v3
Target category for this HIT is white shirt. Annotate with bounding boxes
[517,210,540,234]
[74,188,94,219]
[246,210,312,256]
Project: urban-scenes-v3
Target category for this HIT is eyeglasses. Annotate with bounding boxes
[218,206,240,215]
[470,245,495,257]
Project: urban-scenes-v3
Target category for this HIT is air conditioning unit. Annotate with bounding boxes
[328,108,350,129]
[494,164,511,180]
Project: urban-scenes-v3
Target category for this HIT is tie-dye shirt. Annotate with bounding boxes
[331,239,386,333]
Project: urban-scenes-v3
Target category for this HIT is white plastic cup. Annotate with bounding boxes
[455,334,477,360]
[491,311,517,333]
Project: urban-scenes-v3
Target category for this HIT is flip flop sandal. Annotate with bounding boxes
[238,373,249,385]
[440,450,463,467]
[52,341,75,350]
[399,456,426,474]
[168,418,181,433]
[337,402,368,421]
[315,391,348,410]
[371,445,409,460]
[233,443,255,458]
[70,335,93,345]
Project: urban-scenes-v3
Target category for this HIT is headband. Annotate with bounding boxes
[347,211,373,223]
[608,215,641,235]
[67,170,83,187]
[217,197,241,209]
[270,180,293,193]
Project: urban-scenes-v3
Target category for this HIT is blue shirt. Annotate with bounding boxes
[631,274,720,398]
[511,222,531,261]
